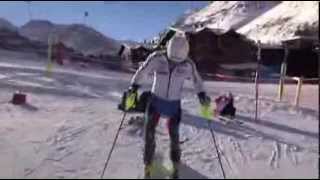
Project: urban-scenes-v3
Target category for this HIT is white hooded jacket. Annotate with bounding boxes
[130,51,204,101]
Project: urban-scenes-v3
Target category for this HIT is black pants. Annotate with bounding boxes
[143,103,181,165]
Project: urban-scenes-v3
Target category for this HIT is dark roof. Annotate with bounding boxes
[158,26,255,48]
[282,36,319,49]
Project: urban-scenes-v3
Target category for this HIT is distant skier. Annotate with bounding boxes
[124,32,211,178]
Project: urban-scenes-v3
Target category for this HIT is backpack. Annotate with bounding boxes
[214,93,236,117]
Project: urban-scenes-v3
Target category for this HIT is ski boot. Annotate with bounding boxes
[144,164,153,179]
[170,162,179,179]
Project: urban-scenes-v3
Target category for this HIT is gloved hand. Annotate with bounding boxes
[128,84,140,94]
[125,84,140,110]
[118,84,140,111]
[198,92,211,105]
[198,92,212,120]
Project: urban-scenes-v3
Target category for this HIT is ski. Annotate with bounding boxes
[216,115,244,125]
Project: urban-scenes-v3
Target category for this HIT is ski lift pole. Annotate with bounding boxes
[100,111,127,179]
[25,1,32,21]
[84,11,89,26]
[46,34,54,77]
[255,40,261,121]
[313,42,320,85]
[278,45,289,101]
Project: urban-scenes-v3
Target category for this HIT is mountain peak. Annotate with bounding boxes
[0,18,18,32]
[19,19,121,56]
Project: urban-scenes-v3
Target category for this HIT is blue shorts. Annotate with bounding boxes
[150,95,181,118]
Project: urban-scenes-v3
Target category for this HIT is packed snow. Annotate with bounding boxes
[0,50,318,179]
[174,1,318,47]
[237,1,319,45]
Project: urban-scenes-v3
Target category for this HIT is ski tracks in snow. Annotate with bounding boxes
[268,141,281,169]
[284,144,299,166]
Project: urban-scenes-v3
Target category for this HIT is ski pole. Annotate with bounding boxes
[100,112,127,179]
[255,40,261,121]
[207,120,226,179]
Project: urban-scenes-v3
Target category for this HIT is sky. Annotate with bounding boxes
[0,1,209,42]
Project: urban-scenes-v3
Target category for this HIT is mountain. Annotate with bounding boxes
[120,40,142,48]
[174,1,318,46]
[0,18,46,54]
[19,20,122,56]
[0,18,18,32]
[174,1,281,31]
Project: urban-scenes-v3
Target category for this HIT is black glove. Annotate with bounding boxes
[128,83,140,94]
[198,92,211,105]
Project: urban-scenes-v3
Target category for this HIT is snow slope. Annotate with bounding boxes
[0,53,318,178]
[175,1,318,46]
[237,1,319,45]
[176,1,280,30]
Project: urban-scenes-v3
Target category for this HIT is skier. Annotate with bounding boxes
[125,32,211,178]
